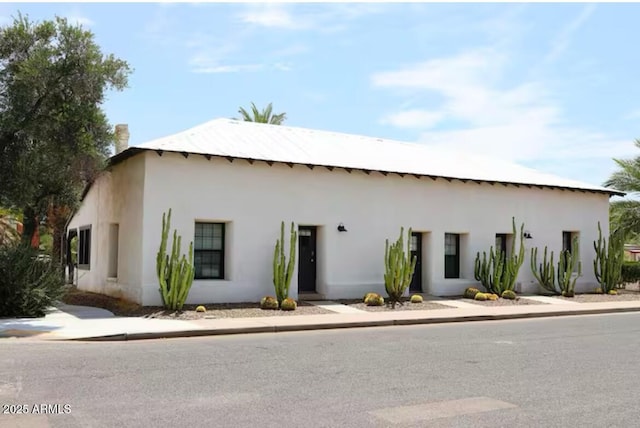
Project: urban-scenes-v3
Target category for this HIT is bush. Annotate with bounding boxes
[607,289,618,295]
[260,296,279,310]
[0,244,65,317]
[501,290,517,300]
[365,293,384,306]
[474,293,487,301]
[410,294,423,303]
[195,305,206,312]
[622,262,640,283]
[464,287,481,299]
[280,298,297,311]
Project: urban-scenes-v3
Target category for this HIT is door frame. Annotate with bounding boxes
[410,232,423,293]
[297,225,317,293]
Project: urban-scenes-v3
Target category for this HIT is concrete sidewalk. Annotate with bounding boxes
[2,298,640,342]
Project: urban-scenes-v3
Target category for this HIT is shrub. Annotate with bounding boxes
[410,294,423,303]
[464,287,481,299]
[607,289,618,295]
[501,290,517,300]
[260,296,279,310]
[0,244,65,317]
[365,293,384,306]
[195,305,206,313]
[622,262,640,284]
[474,293,487,301]
[280,298,297,311]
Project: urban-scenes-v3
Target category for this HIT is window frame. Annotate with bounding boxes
[78,225,91,270]
[194,222,225,280]
[444,233,460,279]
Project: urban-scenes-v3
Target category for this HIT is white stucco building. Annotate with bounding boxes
[66,119,622,306]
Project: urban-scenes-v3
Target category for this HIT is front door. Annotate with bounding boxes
[409,232,422,293]
[298,226,317,293]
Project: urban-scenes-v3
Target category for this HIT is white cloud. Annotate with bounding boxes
[372,47,636,171]
[542,3,596,65]
[239,4,311,30]
[380,110,444,129]
[64,10,94,27]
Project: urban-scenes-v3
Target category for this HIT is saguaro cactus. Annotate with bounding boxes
[384,227,417,309]
[530,246,558,294]
[474,217,525,295]
[593,222,624,293]
[557,235,582,297]
[273,221,297,305]
[156,209,195,311]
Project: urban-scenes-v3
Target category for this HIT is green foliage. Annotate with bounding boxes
[280,298,297,311]
[364,294,384,306]
[561,290,575,297]
[530,246,557,294]
[156,209,195,311]
[236,102,286,125]
[463,287,481,299]
[0,14,131,227]
[410,294,423,303]
[0,243,65,317]
[384,227,417,309]
[557,236,582,296]
[501,290,517,300]
[622,261,640,283]
[593,222,624,293]
[273,221,296,304]
[0,214,20,247]
[260,296,279,310]
[474,217,525,295]
[474,293,487,301]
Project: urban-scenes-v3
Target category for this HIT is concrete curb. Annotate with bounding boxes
[70,306,640,342]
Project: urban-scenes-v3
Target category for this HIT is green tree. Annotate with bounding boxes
[236,102,286,125]
[604,139,640,240]
[0,14,131,259]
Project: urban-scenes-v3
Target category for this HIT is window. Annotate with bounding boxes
[78,226,91,269]
[444,233,460,279]
[194,222,225,279]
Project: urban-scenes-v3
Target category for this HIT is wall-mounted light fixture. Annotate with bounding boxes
[337,223,348,232]
[524,231,533,239]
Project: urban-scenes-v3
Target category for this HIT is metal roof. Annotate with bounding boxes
[111,118,623,196]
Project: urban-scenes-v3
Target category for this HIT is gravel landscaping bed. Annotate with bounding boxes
[62,289,333,319]
[554,289,640,303]
[462,296,547,306]
[338,299,451,312]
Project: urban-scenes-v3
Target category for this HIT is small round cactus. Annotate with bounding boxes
[607,289,618,295]
[562,290,575,297]
[594,287,604,294]
[474,292,487,301]
[464,287,481,299]
[501,290,517,300]
[410,294,423,303]
[487,294,498,301]
[365,293,384,306]
[363,292,379,302]
[195,305,207,313]
[260,296,279,310]
[280,298,297,311]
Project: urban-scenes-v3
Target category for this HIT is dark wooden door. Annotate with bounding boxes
[298,226,317,293]
[495,234,507,256]
[409,232,422,293]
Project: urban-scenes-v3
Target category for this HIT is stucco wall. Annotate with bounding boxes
[136,151,610,306]
[67,154,145,302]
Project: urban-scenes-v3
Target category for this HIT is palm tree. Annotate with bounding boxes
[236,102,286,125]
[604,139,640,239]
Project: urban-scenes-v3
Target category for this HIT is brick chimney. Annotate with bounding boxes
[115,124,130,155]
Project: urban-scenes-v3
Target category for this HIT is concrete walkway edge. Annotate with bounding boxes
[72,305,640,342]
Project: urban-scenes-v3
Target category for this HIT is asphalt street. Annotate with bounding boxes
[1,313,640,428]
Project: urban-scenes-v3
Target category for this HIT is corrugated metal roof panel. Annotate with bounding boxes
[128,118,621,195]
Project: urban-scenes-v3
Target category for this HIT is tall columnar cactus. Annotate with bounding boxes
[557,235,582,296]
[593,222,624,293]
[156,209,195,311]
[474,217,525,295]
[384,227,417,309]
[273,221,296,305]
[530,246,558,294]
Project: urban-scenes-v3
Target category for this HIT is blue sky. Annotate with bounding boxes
[3,2,639,190]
